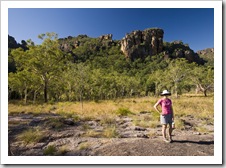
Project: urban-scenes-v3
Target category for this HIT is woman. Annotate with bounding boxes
[154,90,174,143]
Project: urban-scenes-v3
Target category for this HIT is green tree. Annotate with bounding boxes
[11,32,68,102]
[8,70,41,104]
[148,69,167,96]
[191,66,214,96]
[166,58,194,97]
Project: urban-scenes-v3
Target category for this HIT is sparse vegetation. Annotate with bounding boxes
[116,107,133,116]
[9,95,214,156]
[194,126,211,133]
[83,130,101,138]
[103,126,119,138]
[79,142,90,150]
[174,119,185,130]
[9,95,213,124]
[17,128,45,144]
[44,118,65,130]
[43,145,57,156]
[58,145,69,155]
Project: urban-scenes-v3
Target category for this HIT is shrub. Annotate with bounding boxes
[116,108,132,116]
[43,145,57,156]
[100,114,116,125]
[79,142,90,150]
[103,126,119,138]
[17,128,44,144]
[58,145,69,155]
[44,118,64,130]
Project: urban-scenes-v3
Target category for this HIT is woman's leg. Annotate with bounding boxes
[169,123,173,141]
[162,124,167,140]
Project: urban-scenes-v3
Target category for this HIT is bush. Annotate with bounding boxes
[43,145,57,155]
[17,128,44,144]
[116,108,132,116]
[103,126,119,138]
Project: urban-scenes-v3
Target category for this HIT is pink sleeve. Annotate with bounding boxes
[156,99,162,106]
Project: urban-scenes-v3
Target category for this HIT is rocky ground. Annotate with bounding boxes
[8,112,214,156]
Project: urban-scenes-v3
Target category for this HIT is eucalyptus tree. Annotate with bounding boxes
[190,66,214,96]
[166,58,194,97]
[148,69,167,96]
[11,32,68,102]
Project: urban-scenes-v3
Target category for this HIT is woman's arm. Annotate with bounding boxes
[154,102,161,114]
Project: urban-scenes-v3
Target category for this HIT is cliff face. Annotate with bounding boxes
[120,28,164,60]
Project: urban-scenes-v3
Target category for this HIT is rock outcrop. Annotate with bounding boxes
[196,48,214,65]
[99,34,113,41]
[197,48,214,55]
[120,28,164,60]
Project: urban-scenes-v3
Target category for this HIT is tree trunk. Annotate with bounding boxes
[174,82,178,98]
[33,90,37,104]
[204,90,207,97]
[80,90,83,113]
[24,88,28,104]
[44,80,48,103]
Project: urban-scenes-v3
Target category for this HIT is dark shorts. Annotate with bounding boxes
[160,114,173,124]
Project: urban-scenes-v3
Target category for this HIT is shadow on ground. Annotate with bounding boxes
[172,140,214,145]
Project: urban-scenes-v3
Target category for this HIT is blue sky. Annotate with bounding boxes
[8,8,214,52]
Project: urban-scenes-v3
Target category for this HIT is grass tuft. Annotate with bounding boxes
[43,145,57,156]
[116,107,133,116]
[102,126,119,138]
[79,142,90,150]
[17,128,44,144]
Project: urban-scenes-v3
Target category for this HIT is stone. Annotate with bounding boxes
[193,132,201,135]
[29,118,42,126]
[63,118,74,125]
[137,133,149,138]
[135,126,146,131]
[120,28,164,60]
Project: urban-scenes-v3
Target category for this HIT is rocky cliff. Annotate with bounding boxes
[120,28,164,60]
[196,48,214,66]
[9,28,208,65]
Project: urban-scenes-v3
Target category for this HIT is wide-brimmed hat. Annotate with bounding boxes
[161,90,171,96]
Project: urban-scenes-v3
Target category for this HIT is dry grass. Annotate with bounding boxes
[102,126,119,138]
[79,142,90,150]
[82,130,101,138]
[9,95,214,130]
[17,127,45,144]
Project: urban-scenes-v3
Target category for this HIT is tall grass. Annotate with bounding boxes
[9,95,214,127]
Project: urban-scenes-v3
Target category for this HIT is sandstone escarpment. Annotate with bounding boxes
[120,28,164,60]
[99,34,113,41]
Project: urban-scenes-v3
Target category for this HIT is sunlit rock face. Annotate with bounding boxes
[120,28,164,60]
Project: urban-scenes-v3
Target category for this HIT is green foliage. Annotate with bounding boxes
[17,128,44,144]
[44,118,65,130]
[43,145,57,156]
[8,32,214,103]
[116,107,133,116]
